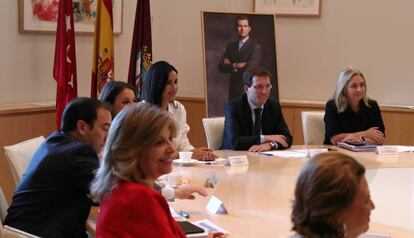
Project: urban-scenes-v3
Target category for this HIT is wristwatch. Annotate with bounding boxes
[269,141,278,150]
[233,63,238,72]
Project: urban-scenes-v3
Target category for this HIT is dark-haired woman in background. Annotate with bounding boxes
[142,61,217,161]
[324,67,385,145]
[291,152,375,238]
[99,81,137,117]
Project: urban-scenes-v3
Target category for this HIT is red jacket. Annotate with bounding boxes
[96,182,186,238]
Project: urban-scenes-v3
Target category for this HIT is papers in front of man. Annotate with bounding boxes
[260,149,328,159]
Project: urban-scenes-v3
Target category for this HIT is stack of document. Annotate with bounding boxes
[337,142,377,152]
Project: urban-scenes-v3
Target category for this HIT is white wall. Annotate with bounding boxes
[1,0,413,106]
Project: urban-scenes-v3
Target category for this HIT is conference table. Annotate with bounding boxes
[169,146,414,237]
[88,145,414,237]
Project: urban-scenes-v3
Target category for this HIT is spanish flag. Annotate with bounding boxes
[91,0,114,98]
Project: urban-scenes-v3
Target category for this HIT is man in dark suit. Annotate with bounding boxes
[218,15,263,100]
[222,66,292,151]
[5,97,111,238]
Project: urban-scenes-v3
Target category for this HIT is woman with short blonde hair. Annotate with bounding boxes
[90,102,188,237]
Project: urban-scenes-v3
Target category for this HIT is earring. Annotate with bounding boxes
[342,222,348,237]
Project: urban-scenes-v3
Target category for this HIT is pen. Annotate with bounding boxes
[261,153,273,156]
[179,210,190,218]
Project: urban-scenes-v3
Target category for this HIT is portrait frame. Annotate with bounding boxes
[202,11,279,117]
[18,0,123,34]
[254,0,321,16]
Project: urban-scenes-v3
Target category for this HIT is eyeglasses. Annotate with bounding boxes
[252,84,272,91]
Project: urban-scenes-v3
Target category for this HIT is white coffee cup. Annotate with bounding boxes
[179,151,193,162]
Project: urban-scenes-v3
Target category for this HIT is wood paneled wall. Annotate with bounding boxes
[176,97,207,147]
[1,99,413,203]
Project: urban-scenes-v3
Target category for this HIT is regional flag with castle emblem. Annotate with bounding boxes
[91,0,114,98]
[53,0,78,130]
[128,0,152,101]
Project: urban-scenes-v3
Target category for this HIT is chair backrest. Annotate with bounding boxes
[0,186,8,226]
[3,226,41,238]
[4,136,45,186]
[1,188,40,238]
[202,117,225,150]
[301,111,325,145]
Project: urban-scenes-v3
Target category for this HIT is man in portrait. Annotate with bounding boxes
[218,15,263,100]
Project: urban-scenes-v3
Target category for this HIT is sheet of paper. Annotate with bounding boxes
[169,206,180,218]
[398,145,414,152]
[260,150,307,158]
[358,232,390,238]
[193,219,229,235]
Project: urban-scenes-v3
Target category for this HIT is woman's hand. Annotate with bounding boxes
[363,127,385,144]
[174,185,208,200]
[340,134,362,144]
[191,147,217,161]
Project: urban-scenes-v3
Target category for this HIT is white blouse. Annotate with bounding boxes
[168,101,194,151]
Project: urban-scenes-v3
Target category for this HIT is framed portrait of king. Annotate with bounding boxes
[202,11,278,117]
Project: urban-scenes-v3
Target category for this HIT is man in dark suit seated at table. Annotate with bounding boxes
[4,97,111,238]
[222,66,292,151]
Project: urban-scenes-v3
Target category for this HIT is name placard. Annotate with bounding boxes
[227,155,249,166]
[376,146,399,155]
[204,173,218,188]
[206,196,228,215]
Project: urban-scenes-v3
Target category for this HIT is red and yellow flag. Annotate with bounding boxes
[91,0,114,98]
[53,0,78,129]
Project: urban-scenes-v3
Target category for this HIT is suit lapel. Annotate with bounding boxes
[241,95,254,133]
[261,101,273,134]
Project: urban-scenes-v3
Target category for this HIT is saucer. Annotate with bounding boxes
[173,159,198,166]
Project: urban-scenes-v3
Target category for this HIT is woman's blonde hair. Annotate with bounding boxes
[90,102,177,201]
[333,67,369,112]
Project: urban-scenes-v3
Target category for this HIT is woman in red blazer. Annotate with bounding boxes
[90,102,185,238]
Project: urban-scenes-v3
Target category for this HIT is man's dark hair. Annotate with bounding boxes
[242,66,271,87]
[99,81,137,106]
[61,97,106,132]
[141,61,178,107]
[235,15,250,27]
